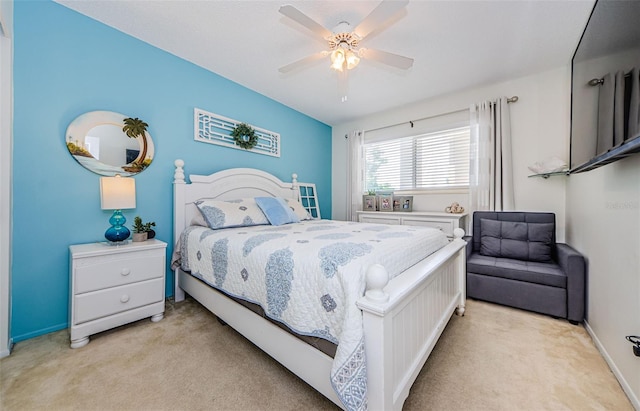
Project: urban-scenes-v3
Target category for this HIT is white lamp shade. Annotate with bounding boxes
[100,176,136,210]
[330,49,345,71]
[346,50,360,70]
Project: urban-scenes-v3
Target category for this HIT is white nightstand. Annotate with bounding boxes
[69,239,167,349]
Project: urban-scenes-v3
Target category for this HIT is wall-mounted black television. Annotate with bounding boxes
[570,0,640,173]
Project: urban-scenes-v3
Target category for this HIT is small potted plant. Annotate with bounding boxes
[143,220,156,239]
[132,216,148,242]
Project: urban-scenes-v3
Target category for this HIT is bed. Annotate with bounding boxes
[172,160,467,411]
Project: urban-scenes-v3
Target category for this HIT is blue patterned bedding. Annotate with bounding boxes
[178,219,448,410]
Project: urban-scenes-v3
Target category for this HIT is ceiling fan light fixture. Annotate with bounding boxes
[278,1,413,100]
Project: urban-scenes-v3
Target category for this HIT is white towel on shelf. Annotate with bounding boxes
[628,67,640,140]
[527,156,567,174]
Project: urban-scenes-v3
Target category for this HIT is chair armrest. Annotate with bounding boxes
[556,243,586,323]
[463,235,473,261]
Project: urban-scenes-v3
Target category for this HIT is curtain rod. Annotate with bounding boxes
[363,96,518,134]
[588,70,633,86]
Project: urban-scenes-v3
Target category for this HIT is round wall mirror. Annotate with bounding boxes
[65,110,155,176]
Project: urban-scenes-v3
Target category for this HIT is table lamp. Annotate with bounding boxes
[100,175,136,244]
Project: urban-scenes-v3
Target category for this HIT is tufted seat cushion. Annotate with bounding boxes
[467,253,566,288]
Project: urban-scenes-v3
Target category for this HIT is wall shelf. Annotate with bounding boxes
[527,170,570,179]
[571,137,640,174]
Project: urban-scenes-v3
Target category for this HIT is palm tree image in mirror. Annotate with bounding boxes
[122,117,151,173]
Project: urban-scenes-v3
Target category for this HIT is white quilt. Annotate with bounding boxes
[178,219,448,410]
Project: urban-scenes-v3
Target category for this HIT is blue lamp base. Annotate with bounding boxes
[105,210,131,244]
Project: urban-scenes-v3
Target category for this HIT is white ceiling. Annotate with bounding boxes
[55,0,595,126]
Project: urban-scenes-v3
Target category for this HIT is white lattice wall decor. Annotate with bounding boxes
[194,108,280,157]
[297,182,321,219]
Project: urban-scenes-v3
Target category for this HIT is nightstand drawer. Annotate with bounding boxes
[75,252,164,293]
[74,278,164,324]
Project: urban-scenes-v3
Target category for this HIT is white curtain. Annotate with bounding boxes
[469,97,514,214]
[346,130,364,222]
[596,67,640,151]
[596,71,628,153]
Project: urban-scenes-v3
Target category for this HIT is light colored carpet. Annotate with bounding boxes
[0,298,633,411]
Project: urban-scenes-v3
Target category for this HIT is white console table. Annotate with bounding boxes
[357,211,468,238]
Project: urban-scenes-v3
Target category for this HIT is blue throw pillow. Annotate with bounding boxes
[255,197,300,226]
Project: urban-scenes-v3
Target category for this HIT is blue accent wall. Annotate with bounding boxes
[12,1,332,342]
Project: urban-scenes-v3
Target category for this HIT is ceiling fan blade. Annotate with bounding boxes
[354,0,409,40]
[279,5,332,39]
[279,51,328,73]
[360,48,414,69]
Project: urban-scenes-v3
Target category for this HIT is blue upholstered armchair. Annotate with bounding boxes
[465,212,585,324]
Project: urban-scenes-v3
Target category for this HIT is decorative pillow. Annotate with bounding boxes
[195,198,270,229]
[283,197,312,220]
[479,219,554,262]
[255,197,300,226]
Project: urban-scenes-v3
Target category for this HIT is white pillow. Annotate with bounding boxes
[190,211,208,227]
[283,198,313,220]
[194,198,270,229]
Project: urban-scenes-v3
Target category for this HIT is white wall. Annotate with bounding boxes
[566,158,640,408]
[332,67,571,241]
[0,0,14,358]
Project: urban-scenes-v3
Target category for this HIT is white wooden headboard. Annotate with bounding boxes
[172,159,299,247]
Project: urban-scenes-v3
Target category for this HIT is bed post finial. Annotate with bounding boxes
[174,159,185,184]
[365,264,390,303]
[291,173,298,188]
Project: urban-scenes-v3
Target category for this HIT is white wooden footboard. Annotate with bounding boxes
[358,232,466,411]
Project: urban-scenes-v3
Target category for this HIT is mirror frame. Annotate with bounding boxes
[65,110,154,176]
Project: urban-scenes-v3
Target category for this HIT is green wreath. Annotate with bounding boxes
[231,123,258,150]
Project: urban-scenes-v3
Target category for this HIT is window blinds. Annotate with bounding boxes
[363,109,470,192]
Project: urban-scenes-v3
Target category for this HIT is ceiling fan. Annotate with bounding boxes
[278,0,414,101]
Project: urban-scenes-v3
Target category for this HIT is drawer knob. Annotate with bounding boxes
[120,294,130,303]
[120,268,131,276]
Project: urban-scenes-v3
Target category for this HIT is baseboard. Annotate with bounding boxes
[584,320,640,410]
[11,322,67,344]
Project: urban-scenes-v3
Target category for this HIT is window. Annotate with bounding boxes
[364,126,470,192]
